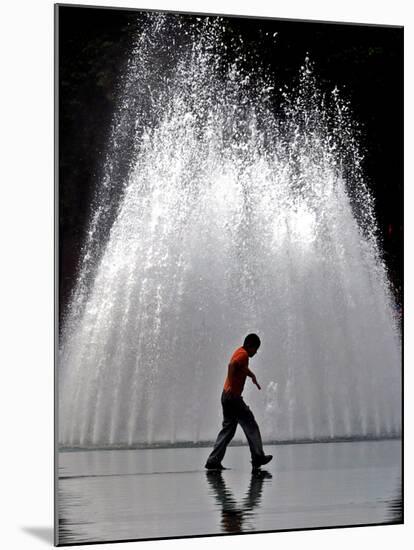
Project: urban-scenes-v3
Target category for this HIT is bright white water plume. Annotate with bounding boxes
[59,14,401,448]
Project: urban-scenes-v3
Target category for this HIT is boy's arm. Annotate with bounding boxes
[246,367,261,390]
[229,361,262,390]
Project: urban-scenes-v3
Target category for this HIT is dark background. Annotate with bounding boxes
[58,5,403,321]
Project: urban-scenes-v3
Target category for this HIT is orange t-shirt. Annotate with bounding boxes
[223,347,249,397]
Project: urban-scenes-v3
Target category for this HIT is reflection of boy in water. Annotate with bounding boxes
[205,333,273,470]
[206,469,273,533]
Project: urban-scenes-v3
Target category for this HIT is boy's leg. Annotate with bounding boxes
[206,392,238,466]
[236,398,265,463]
[205,418,237,466]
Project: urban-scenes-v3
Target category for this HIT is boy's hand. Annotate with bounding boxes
[252,375,261,390]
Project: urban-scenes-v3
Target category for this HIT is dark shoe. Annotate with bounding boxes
[251,454,273,470]
[205,460,227,470]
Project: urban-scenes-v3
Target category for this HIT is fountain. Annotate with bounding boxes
[58,13,401,448]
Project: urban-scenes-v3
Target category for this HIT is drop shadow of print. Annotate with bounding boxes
[21,526,54,545]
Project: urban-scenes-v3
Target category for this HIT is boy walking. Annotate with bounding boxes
[205,333,272,471]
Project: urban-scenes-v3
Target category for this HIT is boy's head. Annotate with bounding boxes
[243,333,261,357]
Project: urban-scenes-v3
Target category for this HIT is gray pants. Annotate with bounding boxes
[206,390,265,465]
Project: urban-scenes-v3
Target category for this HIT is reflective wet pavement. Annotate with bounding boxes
[57,440,402,545]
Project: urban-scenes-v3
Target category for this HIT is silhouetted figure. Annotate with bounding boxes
[206,469,273,533]
[205,333,273,470]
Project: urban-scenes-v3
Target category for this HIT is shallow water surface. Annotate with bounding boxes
[57,440,402,545]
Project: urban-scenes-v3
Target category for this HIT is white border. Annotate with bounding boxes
[1,1,410,549]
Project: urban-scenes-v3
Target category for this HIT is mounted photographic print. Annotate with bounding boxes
[55,3,403,546]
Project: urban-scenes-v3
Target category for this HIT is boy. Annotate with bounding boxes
[205,333,272,471]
